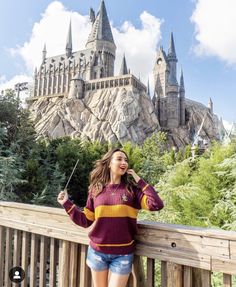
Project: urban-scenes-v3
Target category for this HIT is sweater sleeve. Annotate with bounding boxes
[62,192,95,228]
[135,178,164,211]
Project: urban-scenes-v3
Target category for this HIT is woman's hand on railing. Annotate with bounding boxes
[57,189,69,206]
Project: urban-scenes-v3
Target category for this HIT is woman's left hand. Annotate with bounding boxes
[126,169,141,183]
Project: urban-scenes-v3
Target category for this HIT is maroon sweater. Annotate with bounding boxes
[63,178,164,254]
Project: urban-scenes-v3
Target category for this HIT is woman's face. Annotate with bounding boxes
[109,151,128,176]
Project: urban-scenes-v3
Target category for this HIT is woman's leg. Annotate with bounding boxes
[91,269,109,287]
[108,272,130,287]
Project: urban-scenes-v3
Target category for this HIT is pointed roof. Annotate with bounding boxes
[119,54,128,75]
[168,32,176,58]
[66,20,72,56]
[43,43,47,53]
[86,0,114,44]
[147,78,150,96]
[42,43,47,62]
[179,68,185,92]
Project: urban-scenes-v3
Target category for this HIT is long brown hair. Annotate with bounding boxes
[88,148,137,197]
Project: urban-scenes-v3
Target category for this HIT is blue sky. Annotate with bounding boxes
[0,0,235,125]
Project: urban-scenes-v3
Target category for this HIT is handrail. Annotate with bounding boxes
[0,201,235,286]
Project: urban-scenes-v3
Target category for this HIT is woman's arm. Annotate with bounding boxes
[127,169,164,211]
[58,190,95,228]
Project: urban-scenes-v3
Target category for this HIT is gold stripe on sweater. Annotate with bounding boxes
[95,240,135,247]
[142,184,149,192]
[95,205,138,219]
[84,207,95,221]
[141,195,149,210]
[67,204,76,214]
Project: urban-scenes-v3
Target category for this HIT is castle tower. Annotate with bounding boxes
[153,33,180,128]
[68,73,84,99]
[86,0,116,79]
[65,20,72,58]
[165,33,179,128]
[179,68,186,126]
[119,54,128,75]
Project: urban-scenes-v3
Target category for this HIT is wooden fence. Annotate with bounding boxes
[0,201,236,286]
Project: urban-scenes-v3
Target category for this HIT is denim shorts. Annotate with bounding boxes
[86,246,134,275]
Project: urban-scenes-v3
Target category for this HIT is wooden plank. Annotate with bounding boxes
[1,202,236,241]
[166,262,182,287]
[21,231,29,287]
[192,268,211,287]
[80,244,91,287]
[135,244,211,270]
[13,230,21,287]
[229,240,236,260]
[183,266,192,287]
[212,258,236,275]
[49,237,57,287]
[223,273,232,287]
[69,242,78,287]
[0,226,4,287]
[4,227,13,287]
[0,217,90,246]
[58,240,69,287]
[161,261,167,287]
[128,255,146,287]
[30,233,39,287]
[39,236,47,287]
[136,228,229,259]
[147,258,155,287]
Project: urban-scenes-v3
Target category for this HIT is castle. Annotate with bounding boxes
[29,0,220,146]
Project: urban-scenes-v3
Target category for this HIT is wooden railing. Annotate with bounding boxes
[0,201,236,287]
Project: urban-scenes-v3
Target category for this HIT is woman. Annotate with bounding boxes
[57,148,164,287]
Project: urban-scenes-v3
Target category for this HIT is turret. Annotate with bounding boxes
[167,32,178,86]
[208,97,213,114]
[66,20,72,58]
[42,44,47,62]
[147,78,150,96]
[89,8,95,23]
[68,73,84,99]
[119,54,128,75]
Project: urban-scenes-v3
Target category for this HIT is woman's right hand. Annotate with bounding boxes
[57,189,69,206]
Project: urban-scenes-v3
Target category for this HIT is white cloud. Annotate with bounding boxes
[191,0,236,65]
[10,1,91,73]
[113,11,162,90]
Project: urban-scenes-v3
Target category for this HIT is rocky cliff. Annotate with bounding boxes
[28,88,224,147]
[28,87,159,145]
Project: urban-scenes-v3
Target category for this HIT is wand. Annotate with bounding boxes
[63,159,79,191]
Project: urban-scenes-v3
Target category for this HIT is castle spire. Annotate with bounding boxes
[208,97,213,114]
[119,54,128,75]
[167,32,178,86]
[179,68,185,93]
[66,20,72,58]
[168,32,176,58]
[147,77,150,96]
[42,43,47,62]
[86,0,114,45]
[89,7,95,23]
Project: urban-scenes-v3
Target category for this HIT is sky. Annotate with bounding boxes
[0,0,236,127]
